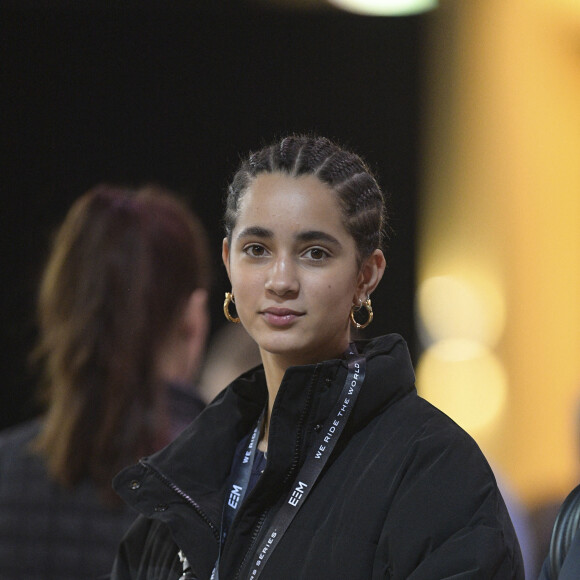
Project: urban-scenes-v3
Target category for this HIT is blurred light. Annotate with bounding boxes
[327,0,437,16]
[416,274,505,348]
[416,339,508,433]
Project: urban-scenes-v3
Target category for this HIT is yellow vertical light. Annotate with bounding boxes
[418,0,580,507]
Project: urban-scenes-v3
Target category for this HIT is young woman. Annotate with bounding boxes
[112,136,524,579]
[0,184,211,580]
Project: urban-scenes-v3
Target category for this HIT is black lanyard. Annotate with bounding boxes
[213,345,365,580]
[246,346,365,579]
[211,416,262,580]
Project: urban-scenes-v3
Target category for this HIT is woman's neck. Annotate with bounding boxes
[257,351,287,453]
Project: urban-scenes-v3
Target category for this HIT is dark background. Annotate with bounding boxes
[0,2,423,430]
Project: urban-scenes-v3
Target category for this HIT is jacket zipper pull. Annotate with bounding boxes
[178,550,198,580]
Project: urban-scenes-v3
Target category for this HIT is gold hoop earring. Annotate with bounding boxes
[350,297,373,329]
[223,292,240,323]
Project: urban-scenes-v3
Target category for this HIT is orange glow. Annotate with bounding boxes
[420,0,580,507]
[417,339,508,433]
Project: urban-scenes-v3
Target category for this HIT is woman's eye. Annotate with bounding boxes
[304,247,329,261]
[244,244,267,257]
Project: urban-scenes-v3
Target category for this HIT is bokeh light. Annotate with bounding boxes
[416,338,508,433]
[327,0,437,16]
[416,273,506,348]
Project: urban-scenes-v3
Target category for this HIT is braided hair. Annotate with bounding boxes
[224,135,388,263]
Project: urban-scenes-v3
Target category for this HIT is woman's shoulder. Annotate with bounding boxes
[374,390,493,478]
[404,394,487,452]
[0,417,42,456]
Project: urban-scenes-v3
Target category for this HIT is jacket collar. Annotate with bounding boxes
[113,333,415,574]
[348,333,416,431]
[116,333,415,506]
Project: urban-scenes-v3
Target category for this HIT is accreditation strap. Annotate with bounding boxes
[211,416,262,580]
[245,344,366,579]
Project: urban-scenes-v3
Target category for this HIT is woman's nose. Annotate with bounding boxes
[264,256,299,296]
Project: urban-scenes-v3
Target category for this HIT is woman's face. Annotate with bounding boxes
[223,172,367,366]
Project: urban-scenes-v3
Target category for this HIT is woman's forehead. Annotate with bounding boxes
[234,172,348,238]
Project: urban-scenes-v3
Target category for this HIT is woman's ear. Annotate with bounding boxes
[222,237,231,282]
[355,249,386,302]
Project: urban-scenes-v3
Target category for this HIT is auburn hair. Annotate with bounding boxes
[32,184,210,503]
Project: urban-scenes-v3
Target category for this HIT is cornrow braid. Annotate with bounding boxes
[224,134,388,262]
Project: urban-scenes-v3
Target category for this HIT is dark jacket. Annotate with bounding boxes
[112,334,524,580]
[538,530,580,580]
[538,483,580,580]
[0,419,137,580]
[0,385,204,580]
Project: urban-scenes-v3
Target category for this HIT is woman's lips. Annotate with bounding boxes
[261,308,303,327]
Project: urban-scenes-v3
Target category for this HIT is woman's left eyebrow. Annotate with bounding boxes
[296,230,342,248]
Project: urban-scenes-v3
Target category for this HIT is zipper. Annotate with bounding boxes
[282,365,319,485]
[232,365,320,579]
[139,458,220,542]
[232,508,270,580]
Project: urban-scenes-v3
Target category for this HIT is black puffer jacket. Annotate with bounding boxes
[112,334,524,579]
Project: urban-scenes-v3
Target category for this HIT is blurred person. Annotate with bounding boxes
[537,483,580,579]
[197,323,262,403]
[112,135,524,579]
[530,394,580,579]
[0,184,211,580]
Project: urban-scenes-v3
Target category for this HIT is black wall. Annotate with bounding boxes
[0,2,422,429]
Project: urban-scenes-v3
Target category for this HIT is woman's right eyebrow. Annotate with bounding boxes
[236,226,273,240]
